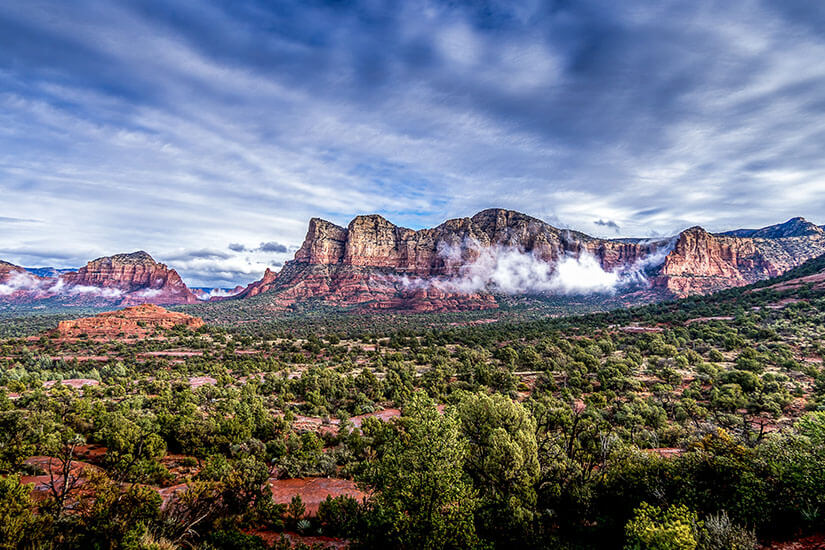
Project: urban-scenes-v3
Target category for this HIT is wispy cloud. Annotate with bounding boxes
[1,1,825,284]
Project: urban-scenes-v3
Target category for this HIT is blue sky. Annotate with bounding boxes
[2,1,825,286]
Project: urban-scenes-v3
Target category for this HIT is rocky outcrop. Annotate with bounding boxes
[238,209,668,311]
[57,304,204,338]
[59,251,199,305]
[0,261,52,302]
[0,260,25,281]
[654,226,825,296]
[239,210,825,310]
[1,252,199,307]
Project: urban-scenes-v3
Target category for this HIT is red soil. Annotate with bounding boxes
[269,477,368,515]
[188,376,217,388]
[763,533,825,549]
[248,530,349,549]
[684,316,735,325]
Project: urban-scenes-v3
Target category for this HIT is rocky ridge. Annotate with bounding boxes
[238,210,825,310]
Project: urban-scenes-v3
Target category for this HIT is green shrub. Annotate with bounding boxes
[625,502,703,550]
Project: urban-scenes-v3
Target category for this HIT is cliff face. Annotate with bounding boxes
[239,211,825,310]
[59,251,199,305]
[655,225,825,296]
[57,304,204,338]
[238,209,666,311]
[0,252,199,306]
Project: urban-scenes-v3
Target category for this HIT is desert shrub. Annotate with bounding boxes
[625,502,703,550]
[698,511,756,550]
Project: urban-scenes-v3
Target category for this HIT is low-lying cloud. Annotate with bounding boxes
[0,271,124,299]
[400,237,675,296]
[194,287,244,300]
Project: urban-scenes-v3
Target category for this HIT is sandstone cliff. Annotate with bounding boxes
[237,209,667,311]
[654,224,825,296]
[1,252,199,306]
[239,211,825,310]
[59,251,199,306]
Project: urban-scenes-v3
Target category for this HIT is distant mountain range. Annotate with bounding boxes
[3,210,825,312]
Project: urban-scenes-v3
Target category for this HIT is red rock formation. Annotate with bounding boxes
[239,210,825,310]
[0,261,52,302]
[654,226,825,296]
[237,209,666,311]
[56,304,204,338]
[59,251,199,305]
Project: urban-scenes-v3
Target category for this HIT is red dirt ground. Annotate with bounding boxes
[20,455,100,500]
[248,530,349,549]
[269,478,368,514]
[188,376,217,388]
[763,533,825,549]
[684,316,735,325]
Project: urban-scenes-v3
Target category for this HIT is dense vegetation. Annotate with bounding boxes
[1,255,825,549]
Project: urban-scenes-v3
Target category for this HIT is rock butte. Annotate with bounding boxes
[236,209,825,310]
[0,252,199,306]
[60,251,199,305]
[57,304,204,338]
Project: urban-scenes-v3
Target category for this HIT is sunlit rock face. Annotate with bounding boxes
[0,252,199,306]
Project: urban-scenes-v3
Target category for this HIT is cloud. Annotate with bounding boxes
[0,216,40,224]
[257,242,288,253]
[0,271,52,296]
[228,243,247,252]
[1,1,825,284]
[194,287,243,300]
[68,285,123,298]
[163,249,231,262]
[0,271,122,299]
[595,219,621,233]
[400,237,675,296]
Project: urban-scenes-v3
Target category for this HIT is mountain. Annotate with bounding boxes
[719,217,825,238]
[59,251,199,305]
[5,211,825,313]
[0,260,53,302]
[0,252,199,306]
[236,209,825,311]
[234,209,670,311]
[652,225,825,296]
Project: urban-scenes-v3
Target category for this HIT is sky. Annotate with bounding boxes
[2,0,825,287]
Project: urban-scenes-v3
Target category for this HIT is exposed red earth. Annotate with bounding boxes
[268,477,368,514]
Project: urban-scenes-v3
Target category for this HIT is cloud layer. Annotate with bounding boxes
[2,1,825,285]
[401,237,676,296]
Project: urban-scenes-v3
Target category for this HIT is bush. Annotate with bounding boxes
[317,494,361,537]
[625,502,703,550]
[699,511,756,550]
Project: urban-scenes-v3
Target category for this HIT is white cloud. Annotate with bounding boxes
[400,237,675,296]
[1,0,825,286]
